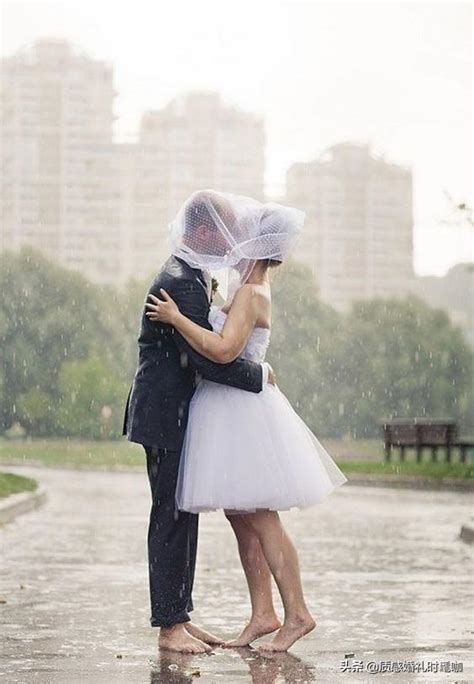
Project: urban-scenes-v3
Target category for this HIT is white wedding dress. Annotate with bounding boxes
[175,306,348,513]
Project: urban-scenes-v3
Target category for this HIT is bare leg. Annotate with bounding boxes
[224,512,281,647]
[244,510,316,652]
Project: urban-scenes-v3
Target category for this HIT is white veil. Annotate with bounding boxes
[169,189,305,301]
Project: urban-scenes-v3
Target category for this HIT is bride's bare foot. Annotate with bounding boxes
[258,613,316,652]
[186,622,225,645]
[159,623,213,654]
[224,613,282,648]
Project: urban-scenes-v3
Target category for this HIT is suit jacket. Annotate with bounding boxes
[122,255,263,450]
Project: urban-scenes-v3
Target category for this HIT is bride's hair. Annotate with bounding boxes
[262,257,282,268]
[256,206,292,270]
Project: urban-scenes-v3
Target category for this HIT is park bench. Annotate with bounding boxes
[381,418,474,464]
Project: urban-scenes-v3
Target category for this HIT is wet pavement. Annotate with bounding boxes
[0,464,473,683]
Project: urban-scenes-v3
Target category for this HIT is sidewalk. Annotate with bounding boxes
[0,464,472,682]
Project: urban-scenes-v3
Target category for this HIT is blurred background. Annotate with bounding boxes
[0,3,473,681]
[0,0,472,460]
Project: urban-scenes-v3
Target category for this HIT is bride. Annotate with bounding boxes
[145,192,348,652]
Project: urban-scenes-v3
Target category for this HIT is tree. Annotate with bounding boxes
[267,260,344,436]
[0,248,120,432]
[329,297,474,437]
[267,262,473,439]
[2,249,471,441]
[56,355,127,439]
[99,276,149,383]
[16,387,55,436]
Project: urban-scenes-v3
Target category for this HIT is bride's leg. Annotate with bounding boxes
[244,510,316,652]
[223,512,281,647]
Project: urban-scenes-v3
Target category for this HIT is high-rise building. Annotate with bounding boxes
[130,92,265,278]
[0,39,119,281]
[287,143,414,310]
[1,47,265,283]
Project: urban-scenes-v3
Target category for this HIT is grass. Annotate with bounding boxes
[0,438,144,468]
[0,437,472,480]
[0,472,38,499]
[324,438,388,461]
[338,460,474,480]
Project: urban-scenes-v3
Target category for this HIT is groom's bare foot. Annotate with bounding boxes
[223,613,282,648]
[159,623,212,654]
[185,622,225,645]
[258,613,316,652]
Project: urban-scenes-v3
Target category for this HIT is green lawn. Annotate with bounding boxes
[0,472,38,498]
[0,437,472,480]
[0,438,144,468]
[338,460,474,480]
[324,438,388,461]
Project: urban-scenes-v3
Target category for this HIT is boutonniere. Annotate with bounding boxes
[210,277,219,303]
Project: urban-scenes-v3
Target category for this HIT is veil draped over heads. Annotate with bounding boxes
[169,189,305,300]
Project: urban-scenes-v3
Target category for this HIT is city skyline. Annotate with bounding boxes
[287,142,414,311]
[0,43,266,285]
[1,0,472,277]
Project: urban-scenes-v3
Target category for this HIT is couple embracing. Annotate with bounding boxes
[122,189,347,654]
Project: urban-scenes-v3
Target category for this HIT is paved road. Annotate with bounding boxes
[0,464,472,683]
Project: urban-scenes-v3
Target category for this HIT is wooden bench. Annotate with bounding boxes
[381,418,474,464]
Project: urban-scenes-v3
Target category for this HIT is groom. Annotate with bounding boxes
[123,191,275,653]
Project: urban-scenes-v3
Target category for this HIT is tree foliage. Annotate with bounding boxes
[268,261,473,438]
[1,248,472,440]
[0,248,126,437]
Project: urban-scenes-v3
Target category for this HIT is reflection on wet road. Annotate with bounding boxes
[0,465,472,682]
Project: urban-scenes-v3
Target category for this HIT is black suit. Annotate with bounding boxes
[123,255,263,627]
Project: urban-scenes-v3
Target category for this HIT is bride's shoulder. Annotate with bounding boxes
[231,284,268,312]
[237,282,270,301]
[233,284,271,325]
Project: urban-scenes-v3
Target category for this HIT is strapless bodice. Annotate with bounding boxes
[208,306,271,363]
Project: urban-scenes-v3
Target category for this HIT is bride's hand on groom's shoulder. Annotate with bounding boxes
[145,289,180,325]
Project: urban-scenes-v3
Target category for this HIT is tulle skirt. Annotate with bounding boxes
[175,379,348,514]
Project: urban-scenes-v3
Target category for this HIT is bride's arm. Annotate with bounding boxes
[146,285,261,363]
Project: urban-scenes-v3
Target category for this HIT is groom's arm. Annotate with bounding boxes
[165,278,264,393]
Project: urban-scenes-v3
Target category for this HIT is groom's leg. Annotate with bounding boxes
[144,444,199,628]
[186,510,199,613]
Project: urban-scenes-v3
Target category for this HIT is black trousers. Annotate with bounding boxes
[143,445,199,628]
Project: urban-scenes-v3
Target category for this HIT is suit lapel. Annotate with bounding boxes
[194,274,210,301]
[173,256,210,303]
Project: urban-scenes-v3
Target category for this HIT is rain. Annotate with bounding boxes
[0,2,473,682]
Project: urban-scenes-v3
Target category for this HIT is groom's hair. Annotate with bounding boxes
[184,191,233,237]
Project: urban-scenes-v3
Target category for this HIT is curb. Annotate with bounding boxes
[345,472,474,492]
[1,460,472,492]
[0,487,48,525]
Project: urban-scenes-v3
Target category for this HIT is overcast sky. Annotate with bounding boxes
[1,0,472,276]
